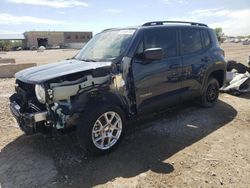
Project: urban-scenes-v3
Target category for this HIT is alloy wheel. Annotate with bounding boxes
[91,111,122,150]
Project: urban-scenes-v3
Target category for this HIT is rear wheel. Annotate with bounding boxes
[77,104,125,156]
[200,78,219,108]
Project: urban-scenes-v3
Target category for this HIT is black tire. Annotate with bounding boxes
[200,78,220,108]
[76,103,125,156]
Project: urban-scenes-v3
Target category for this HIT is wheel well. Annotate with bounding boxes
[87,91,130,118]
[209,70,224,87]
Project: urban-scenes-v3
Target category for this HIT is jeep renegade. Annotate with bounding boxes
[9,21,226,155]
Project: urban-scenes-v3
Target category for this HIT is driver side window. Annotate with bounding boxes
[135,28,177,60]
[144,28,177,58]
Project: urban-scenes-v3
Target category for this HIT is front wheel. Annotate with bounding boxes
[200,78,219,108]
[77,104,125,156]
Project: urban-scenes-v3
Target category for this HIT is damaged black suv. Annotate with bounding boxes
[9,21,226,155]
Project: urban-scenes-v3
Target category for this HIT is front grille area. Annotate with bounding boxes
[15,80,46,112]
[16,80,35,95]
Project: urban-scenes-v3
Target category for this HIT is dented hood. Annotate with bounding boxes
[15,59,112,84]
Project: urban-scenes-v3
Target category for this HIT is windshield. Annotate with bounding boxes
[75,29,135,62]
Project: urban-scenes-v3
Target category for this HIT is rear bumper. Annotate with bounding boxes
[9,97,48,128]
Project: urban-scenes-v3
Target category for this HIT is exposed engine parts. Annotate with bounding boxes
[50,74,110,101]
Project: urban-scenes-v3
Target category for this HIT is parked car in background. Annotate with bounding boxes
[243,40,250,45]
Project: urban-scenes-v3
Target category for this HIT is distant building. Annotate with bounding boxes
[0,34,26,50]
[0,31,92,50]
[24,31,92,49]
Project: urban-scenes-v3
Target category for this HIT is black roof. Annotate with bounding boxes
[142,21,208,27]
[101,21,209,33]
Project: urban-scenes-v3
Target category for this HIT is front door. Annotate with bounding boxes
[131,28,182,113]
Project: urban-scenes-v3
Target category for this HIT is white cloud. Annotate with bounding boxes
[56,10,65,14]
[0,13,64,25]
[163,0,188,5]
[170,8,250,36]
[0,29,22,34]
[7,0,88,8]
[190,8,230,18]
[107,8,122,13]
[210,9,250,36]
[170,8,228,21]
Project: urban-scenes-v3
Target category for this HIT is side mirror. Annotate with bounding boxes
[144,48,164,61]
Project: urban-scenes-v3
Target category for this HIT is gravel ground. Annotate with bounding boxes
[0,43,250,188]
[221,43,250,65]
[0,49,78,65]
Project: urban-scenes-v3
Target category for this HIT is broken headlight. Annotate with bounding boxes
[35,84,46,104]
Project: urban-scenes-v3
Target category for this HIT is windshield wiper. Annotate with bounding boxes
[81,59,97,62]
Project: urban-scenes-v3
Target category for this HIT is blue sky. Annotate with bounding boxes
[0,0,249,36]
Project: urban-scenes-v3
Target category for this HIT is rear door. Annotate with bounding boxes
[132,27,182,113]
[180,27,210,100]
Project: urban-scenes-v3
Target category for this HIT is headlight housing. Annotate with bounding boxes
[35,84,46,104]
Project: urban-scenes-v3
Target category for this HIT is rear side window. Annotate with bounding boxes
[144,28,177,58]
[201,29,211,48]
[181,28,202,55]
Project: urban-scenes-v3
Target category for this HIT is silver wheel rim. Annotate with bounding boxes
[92,111,122,150]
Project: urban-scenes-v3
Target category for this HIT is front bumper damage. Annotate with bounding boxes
[9,57,134,133]
[9,94,49,129]
[10,100,48,127]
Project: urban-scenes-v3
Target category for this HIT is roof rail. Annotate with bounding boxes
[142,21,208,27]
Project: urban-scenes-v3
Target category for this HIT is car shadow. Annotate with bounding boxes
[0,100,237,187]
[236,93,250,99]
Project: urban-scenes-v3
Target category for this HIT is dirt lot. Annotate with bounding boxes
[0,43,250,188]
[0,49,78,65]
[221,43,250,65]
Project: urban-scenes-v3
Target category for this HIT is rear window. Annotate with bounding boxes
[181,28,202,55]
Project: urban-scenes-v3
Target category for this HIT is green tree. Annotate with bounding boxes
[3,41,12,51]
[0,40,4,51]
[214,27,224,42]
[214,27,223,37]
